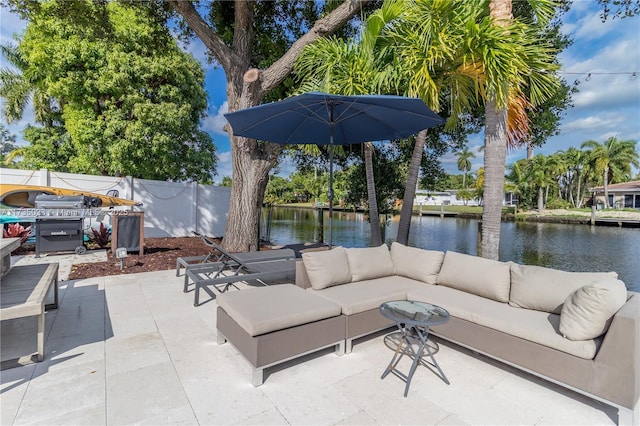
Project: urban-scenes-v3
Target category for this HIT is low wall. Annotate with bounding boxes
[1,168,230,238]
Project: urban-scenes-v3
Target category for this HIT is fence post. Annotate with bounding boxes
[192,182,199,234]
[39,168,50,186]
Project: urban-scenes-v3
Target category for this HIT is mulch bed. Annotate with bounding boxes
[16,236,217,280]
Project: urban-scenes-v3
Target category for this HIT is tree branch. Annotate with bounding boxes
[167,0,235,71]
[260,0,370,94]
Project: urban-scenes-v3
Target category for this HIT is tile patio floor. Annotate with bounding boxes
[1,255,618,425]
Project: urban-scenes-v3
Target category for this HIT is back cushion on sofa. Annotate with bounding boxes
[436,251,511,302]
[302,247,352,290]
[390,242,444,285]
[509,263,618,314]
[559,278,628,341]
[346,244,395,282]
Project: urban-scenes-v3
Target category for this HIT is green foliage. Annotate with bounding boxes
[219,177,232,187]
[264,175,295,205]
[455,189,474,206]
[2,222,32,246]
[0,123,18,164]
[506,139,639,210]
[5,0,216,182]
[86,222,110,248]
[545,198,571,210]
[344,144,404,215]
[596,0,640,20]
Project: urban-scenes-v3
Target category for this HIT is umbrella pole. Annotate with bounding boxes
[328,142,334,249]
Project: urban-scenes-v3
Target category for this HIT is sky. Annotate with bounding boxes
[1,1,639,183]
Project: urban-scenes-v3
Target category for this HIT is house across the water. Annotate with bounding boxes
[590,180,640,209]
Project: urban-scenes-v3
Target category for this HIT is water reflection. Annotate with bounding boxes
[265,207,639,291]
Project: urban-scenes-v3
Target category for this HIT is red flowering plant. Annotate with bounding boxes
[87,222,111,249]
[3,223,32,248]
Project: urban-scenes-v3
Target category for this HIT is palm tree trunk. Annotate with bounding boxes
[538,187,544,211]
[603,167,610,208]
[481,100,508,260]
[481,0,512,260]
[365,142,382,246]
[397,129,427,245]
[576,172,582,208]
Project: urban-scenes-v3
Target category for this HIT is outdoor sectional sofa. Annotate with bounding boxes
[216,243,640,425]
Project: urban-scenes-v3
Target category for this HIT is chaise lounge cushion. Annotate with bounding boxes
[302,247,352,290]
[509,264,619,314]
[390,242,444,285]
[346,245,395,282]
[217,285,341,337]
[559,278,628,341]
[436,251,511,303]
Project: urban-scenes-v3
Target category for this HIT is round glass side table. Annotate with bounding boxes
[379,300,450,396]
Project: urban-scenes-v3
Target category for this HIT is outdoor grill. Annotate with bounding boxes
[34,195,89,257]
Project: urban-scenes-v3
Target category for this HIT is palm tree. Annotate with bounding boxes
[295,1,404,246]
[581,137,640,208]
[456,147,476,189]
[528,154,555,210]
[0,44,55,126]
[479,0,559,259]
[382,0,482,245]
[380,0,559,251]
[562,147,591,208]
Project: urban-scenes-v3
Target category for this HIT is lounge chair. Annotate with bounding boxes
[177,232,296,306]
[176,231,294,275]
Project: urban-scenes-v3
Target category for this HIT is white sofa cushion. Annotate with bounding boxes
[390,242,444,285]
[346,244,395,282]
[559,278,628,341]
[436,251,511,303]
[407,285,599,360]
[509,264,619,314]
[309,275,424,315]
[302,247,351,290]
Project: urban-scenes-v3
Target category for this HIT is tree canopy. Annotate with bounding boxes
[2,0,217,182]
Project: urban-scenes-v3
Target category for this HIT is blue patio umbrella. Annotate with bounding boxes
[224,92,444,247]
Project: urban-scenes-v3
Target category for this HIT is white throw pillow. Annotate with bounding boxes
[346,244,394,282]
[302,247,351,290]
[390,242,444,284]
[559,278,628,341]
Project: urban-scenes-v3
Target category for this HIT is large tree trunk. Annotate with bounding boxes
[226,148,274,251]
[481,100,508,260]
[365,142,382,246]
[397,129,427,246]
[169,0,368,252]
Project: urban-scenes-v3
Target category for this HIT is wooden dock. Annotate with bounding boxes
[417,210,458,217]
[593,218,640,228]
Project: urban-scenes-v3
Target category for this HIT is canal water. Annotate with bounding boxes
[265,207,640,292]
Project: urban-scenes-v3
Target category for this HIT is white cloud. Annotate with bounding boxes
[572,11,614,41]
[0,9,25,46]
[562,114,626,133]
[202,101,229,135]
[214,150,232,182]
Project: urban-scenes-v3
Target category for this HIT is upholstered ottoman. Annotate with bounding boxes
[216,284,345,386]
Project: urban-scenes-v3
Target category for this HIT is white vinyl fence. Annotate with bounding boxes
[1,168,230,238]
